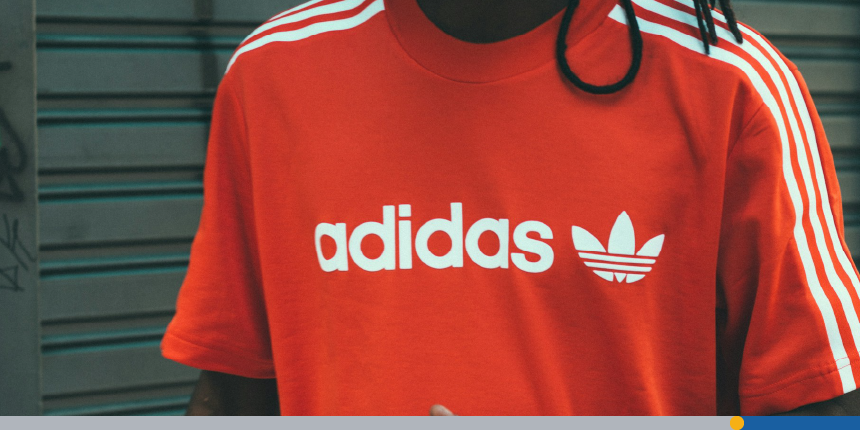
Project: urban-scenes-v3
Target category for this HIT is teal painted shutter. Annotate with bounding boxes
[35,0,302,416]
[0,0,40,417]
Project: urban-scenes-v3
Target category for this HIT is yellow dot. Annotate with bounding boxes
[730,416,744,430]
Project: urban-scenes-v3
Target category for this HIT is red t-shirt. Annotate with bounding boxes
[162,0,860,415]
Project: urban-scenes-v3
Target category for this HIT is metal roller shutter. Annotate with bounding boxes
[35,0,302,416]
[0,0,40,417]
[29,0,860,416]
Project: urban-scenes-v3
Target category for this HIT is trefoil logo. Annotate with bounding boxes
[571,212,664,284]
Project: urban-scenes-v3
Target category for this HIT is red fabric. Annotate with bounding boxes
[162,0,860,415]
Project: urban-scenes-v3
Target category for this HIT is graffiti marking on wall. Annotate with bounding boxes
[0,107,26,202]
[0,214,34,292]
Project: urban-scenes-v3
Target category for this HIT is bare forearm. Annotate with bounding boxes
[775,389,860,416]
[186,370,280,415]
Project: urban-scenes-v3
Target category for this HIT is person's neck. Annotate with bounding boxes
[415,0,570,43]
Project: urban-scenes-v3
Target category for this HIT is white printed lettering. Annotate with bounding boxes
[415,202,464,269]
[465,218,509,269]
[348,205,396,272]
[314,222,348,272]
[511,221,554,273]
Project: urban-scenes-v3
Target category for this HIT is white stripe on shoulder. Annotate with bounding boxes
[226,0,384,74]
[729,14,860,368]
[642,0,860,390]
[669,0,860,321]
[611,1,857,393]
[241,0,368,46]
[269,0,330,21]
[656,0,860,393]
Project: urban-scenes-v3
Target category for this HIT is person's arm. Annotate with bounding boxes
[162,65,278,413]
[776,389,860,416]
[715,64,860,415]
[186,371,279,416]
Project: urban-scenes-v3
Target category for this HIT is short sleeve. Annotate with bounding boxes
[161,71,275,379]
[717,68,860,415]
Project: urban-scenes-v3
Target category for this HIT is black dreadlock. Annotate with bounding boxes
[556,0,745,95]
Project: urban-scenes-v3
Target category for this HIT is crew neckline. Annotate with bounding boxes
[384,0,618,83]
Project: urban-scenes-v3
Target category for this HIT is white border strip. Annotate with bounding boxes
[226,0,384,74]
[610,2,856,392]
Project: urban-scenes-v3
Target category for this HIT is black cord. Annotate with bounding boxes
[556,0,643,95]
[719,0,744,43]
[700,0,718,44]
[693,0,711,54]
[694,0,744,53]
[555,0,744,94]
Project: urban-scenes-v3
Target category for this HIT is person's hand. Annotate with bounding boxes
[429,404,455,416]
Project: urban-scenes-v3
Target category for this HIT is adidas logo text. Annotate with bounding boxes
[315,203,555,273]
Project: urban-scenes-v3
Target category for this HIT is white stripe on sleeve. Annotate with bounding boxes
[611,2,857,392]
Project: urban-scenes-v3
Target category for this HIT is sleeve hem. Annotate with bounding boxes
[739,356,859,415]
[161,330,276,379]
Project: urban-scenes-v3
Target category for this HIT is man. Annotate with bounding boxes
[162,0,860,415]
